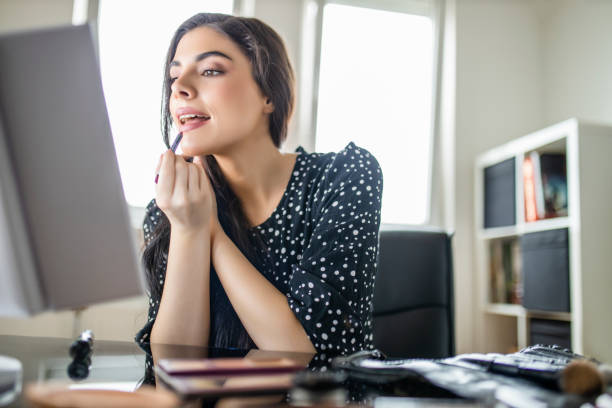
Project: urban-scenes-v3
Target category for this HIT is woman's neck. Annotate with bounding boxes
[213,133,296,227]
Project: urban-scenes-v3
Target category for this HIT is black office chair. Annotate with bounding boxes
[373,226,455,358]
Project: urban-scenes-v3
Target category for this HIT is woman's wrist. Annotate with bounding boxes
[169,222,212,239]
[210,218,226,250]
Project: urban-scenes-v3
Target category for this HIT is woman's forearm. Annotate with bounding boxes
[151,226,211,347]
[211,231,315,353]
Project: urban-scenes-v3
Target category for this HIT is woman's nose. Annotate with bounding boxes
[172,75,195,99]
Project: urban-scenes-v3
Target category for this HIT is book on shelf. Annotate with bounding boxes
[510,239,522,304]
[540,153,568,218]
[522,152,567,222]
[489,240,503,303]
[523,153,539,222]
[489,239,522,304]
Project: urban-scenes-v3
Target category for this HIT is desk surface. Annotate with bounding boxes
[1,335,606,408]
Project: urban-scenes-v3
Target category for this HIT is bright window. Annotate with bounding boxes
[315,3,434,224]
[98,1,233,208]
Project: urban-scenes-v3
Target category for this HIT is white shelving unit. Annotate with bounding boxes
[474,118,612,363]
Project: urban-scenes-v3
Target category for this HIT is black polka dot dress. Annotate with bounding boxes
[136,142,383,357]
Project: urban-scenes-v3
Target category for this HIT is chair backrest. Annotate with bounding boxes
[373,226,455,358]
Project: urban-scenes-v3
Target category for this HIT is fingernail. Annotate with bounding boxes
[154,174,159,184]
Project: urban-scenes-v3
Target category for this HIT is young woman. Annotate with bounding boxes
[136,13,383,359]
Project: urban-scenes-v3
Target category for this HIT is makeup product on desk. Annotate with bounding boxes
[155,132,183,184]
[157,357,303,376]
[155,371,295,398]
[69,330,94,360]
[155,357,305,398]
[335,345,612,405]
[67,330,94,381]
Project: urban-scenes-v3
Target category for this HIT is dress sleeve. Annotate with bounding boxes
[134,199,165,354]
[287,144,383,355]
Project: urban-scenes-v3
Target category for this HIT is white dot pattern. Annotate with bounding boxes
[136,142,383,356]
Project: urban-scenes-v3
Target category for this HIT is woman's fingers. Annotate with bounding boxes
[155,150,176,204]
[155,153,215,231]
[172,154,189,199]
[157,153,205,197]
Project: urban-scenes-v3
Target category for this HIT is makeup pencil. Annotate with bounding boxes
[170,132,183,152]
[155,132,183,184]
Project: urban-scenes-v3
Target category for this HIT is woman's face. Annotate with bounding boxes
[168,26,272,156]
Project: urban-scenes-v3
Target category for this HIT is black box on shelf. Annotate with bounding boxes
[529,318,571,350]
[484,158,516,228]
[521,228,570,312]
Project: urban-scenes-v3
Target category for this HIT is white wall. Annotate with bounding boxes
[540,0,612,125]
[251,0,307,152]
[453,0,545,353]
[0,0,73,34]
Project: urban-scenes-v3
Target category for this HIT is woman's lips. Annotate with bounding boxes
[179,117,210,132]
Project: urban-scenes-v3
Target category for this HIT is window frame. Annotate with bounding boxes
[300,0,443,226]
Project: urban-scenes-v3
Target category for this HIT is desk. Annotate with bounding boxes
[2,335,607,408]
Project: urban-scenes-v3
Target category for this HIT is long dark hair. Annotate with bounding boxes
[141,13,295,316]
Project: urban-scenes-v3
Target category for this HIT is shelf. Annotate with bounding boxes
[478,216,570,240]
[475,119,573,168]
[475,119,612,360]
[478,226,518,240]
[485,303,524,317]
[484,303,572,322]
[527,309,572,322]
[530,138,566,155]
[522,217,570,234]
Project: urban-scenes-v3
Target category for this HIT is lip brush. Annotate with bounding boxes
[155,132,183,184]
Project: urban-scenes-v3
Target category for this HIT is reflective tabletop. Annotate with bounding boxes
[7,335,599,408]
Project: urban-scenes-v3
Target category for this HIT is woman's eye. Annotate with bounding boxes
[169,69,222,84]
[202,69,222,77]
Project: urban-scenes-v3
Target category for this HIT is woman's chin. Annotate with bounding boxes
[180,141,211,157]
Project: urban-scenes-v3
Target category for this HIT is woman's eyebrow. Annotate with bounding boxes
[169,50,233,68]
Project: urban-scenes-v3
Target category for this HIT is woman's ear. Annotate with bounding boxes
[264,97,275,114]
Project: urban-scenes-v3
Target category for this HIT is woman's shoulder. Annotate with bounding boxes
[296,141,382,185]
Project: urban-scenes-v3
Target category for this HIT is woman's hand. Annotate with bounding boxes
[155,150,218,234]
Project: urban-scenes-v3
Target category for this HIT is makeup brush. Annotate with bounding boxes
[155,132,182,184]
[560,360,612,397]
